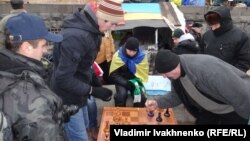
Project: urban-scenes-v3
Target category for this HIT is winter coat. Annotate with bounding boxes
[172,33,199,54]
[51,4,102,107]
[95,32,115,64]
[0,49,66,141]
[189,28,202,48]
[156,54,250,119]
[201,6,250,72]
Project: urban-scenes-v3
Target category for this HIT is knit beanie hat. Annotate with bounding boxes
[155,50,180,73]
[192,22,202,28]
[125,37,139,51]
[96,0,124,23]
[172,28,184,38]
[10,0,23,4]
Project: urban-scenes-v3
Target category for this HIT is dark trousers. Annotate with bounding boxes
[195,111,248,125]
[114,85,128,107]
[114,84,146,107]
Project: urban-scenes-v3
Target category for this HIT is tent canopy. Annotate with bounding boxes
[115,2,183,31]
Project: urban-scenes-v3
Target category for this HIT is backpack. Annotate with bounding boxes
[0,70,66,141]
[0,111,12,141]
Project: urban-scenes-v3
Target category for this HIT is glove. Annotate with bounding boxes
[91,73,102,87]
[126,81,135,92]
[62,105,79,123]
[55,105,79,123]
[91,87,112,101]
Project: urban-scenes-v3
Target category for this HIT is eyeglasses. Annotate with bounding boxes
[205,13,221,26]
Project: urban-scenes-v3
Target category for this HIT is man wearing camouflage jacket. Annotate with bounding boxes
[0,13,67,140]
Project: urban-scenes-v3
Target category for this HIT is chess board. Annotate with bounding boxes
[97,107,177,141]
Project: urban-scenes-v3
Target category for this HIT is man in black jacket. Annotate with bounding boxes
[201,6,250,72]
[172,28,199,55]
[50,0,124,140]
[189,22,203,48]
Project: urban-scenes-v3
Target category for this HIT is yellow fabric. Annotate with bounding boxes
[170,0,182,7]
[109,52,123,75]
[95,35,115,64]
[109,51,149,82]
[135,56,149,82]
[124,13,162,20]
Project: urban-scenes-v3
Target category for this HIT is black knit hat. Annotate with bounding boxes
[10,0,24,4]
[125,37,139,51]
[192,22,203,28]
[172,28,184,38]
[155,50,180,73]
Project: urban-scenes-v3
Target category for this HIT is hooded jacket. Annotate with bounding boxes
[173,33,199,55]
[201,6,250,72]
[50,4,103,107]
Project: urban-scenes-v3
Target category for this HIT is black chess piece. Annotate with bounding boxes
[164,108,170,117]
[147,111,154,117]
[156,112,162,122]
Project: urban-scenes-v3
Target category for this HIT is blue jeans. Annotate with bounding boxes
[87,96,98,128]
[65,106,89,141]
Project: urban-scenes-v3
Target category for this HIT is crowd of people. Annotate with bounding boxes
[0,0,250,140]
[170,0,250,7]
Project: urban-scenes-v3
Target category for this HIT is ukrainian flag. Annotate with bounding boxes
[109,47,149,82]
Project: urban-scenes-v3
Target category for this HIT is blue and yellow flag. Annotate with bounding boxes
[109,47,149,82]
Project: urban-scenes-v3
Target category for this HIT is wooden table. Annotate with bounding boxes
[97,107,177,141]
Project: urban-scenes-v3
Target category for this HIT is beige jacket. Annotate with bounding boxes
[95,31,115,64]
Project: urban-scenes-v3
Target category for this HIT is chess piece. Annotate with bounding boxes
[105,132,110,141]
[103,121,110,133]
[124,117,129,125]
[156,112,162,122]
[164,108,170,117]
[147,111,154,117]
[113,114,119,123]
[104,121,110,141]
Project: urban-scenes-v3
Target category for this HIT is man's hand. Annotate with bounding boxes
[145,100,158,112]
